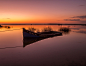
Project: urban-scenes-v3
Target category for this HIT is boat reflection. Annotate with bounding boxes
[23,34,62,47]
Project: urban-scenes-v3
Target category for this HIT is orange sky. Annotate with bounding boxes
[0,0,86,24]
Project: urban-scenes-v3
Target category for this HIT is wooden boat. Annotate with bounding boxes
[23,28,62,38]
[23,28,62,47]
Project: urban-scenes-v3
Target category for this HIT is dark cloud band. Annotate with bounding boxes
[64,19,80,21]
[79,5,85,6]
[72,15,86,19]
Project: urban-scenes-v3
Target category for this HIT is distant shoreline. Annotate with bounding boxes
[1,24,86,26]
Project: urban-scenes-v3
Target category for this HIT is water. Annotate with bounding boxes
[0,25,86,66]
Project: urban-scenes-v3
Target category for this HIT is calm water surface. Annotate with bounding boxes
[0,25,86,66]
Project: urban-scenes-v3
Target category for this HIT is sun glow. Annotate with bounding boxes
[0,0,86,24]
[0,13,32,23]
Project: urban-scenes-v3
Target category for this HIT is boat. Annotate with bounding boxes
[23,28,62,47]
[23,28,62,38]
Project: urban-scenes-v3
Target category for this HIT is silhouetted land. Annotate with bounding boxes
[0,25,11,28]
[0,25,3,27]
[1,23,86,26]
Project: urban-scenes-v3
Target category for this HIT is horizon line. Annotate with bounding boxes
[1,23,86,25]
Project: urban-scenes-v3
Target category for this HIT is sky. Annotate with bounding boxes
[0,0,86,24]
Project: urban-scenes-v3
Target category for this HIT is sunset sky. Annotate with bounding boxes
[0,0,86,24]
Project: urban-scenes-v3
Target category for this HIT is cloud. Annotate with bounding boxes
[7,18,10,19]
[64,19,80,21]
[2,18,10,19]
[72,15,86,19]
[80,21,86,23]
[57,20,60,21]
[79,5,85,6]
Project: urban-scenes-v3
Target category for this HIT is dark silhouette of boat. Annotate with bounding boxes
[23,28,62,47]
[23,28,62,38]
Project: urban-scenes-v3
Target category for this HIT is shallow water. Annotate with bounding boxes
[0,25,86,66]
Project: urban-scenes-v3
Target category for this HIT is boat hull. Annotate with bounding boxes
[23,32,40,38]
[23,28,62,38]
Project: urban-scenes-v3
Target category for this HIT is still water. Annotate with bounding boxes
[0,25,86,66]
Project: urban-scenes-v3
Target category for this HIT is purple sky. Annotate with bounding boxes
[0,0,86,24]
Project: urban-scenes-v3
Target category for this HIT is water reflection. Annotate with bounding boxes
[0,25,86,66]
[0,25,12,32]
[70,28,80,30]
[0,27,62,49]
[0,25,86,49]
[58,27,71,34]
[0,46,22,49]
[23,37,43,47]
[0,36,63,49]
[76,30,86,34]
[23,34,62,47]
